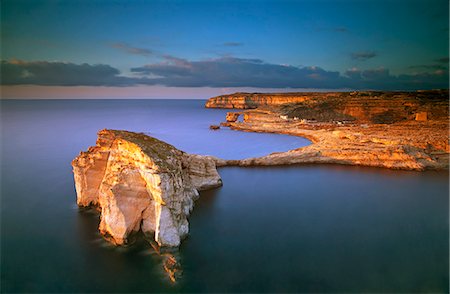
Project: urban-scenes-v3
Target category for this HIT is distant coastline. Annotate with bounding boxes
[206,90,449,171]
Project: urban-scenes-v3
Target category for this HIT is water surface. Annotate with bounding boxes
[1,99,448,293]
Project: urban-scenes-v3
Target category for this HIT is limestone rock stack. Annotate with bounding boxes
[72,129,222,248]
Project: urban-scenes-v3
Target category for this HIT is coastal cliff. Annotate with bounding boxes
[208,90,449,171]
[72,129,222,248]
[72,90,449,248]
[206,91,449,122]
[217,115,449,170]
[205,92,313,109]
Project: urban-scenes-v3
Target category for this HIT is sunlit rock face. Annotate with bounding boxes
[72,129,222,248]
[206,90,449,124]
[225,112,241,122]
[205,92,311,109]
[209,90,449,171]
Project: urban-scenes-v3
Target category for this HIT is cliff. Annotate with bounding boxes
[208,90,449,171]
[219,113,449,170]
[205,92,314,109]
[206,91,449,123]
[72,129,222,248]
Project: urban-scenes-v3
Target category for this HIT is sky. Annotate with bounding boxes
[1,0,449,98]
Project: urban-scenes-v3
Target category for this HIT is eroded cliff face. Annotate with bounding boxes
[205,92,312,109]
[206,90,449,124]
[72,129,222,248]
[207,90,449,171]
[220,114,449,170]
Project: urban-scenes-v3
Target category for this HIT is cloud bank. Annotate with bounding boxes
[351,51,377,61]
[222,42,244,47]
[1,60,135,86]
[435,57,449,63]
[1,57,448,90]
[131,56,346,88]
[110,42,153,56]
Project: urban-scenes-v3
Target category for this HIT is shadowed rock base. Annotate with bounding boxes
[72,129,222,248]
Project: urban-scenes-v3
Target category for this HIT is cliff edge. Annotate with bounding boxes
[205,92,313,109]
[72,129,222,248]
[208,90,449,171]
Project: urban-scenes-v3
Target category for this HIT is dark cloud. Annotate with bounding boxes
[222,42,244,47]
[344,68,390,82]
[334,27,349,33]
[351,51,377,61]
[361,67,390,80]
[1,60,136,86]
[435,57,449,63]
[344,68,362,80]
[1,57,448,90]
[344,67,448,90]
[314,26,349,33]
[110,42,153,56]
[409,64,448,71]
[131,56,346,88]
[131,56,448,90]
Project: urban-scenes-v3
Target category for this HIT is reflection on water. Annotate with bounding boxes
[1,100,448,293]
[146,233,184,283]
[162,253,183,283]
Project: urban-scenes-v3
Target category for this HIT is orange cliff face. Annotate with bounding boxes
[207,90,449,171]
[205,92,313,109]
[72,129,222,248]
[206,90,449,124]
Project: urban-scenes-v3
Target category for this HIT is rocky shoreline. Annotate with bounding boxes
[207,90,449,171]
[71,93,448,281]
[73,91,449,250]
[72,91,448,252]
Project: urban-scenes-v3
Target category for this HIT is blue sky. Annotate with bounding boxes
[1,0,449,98]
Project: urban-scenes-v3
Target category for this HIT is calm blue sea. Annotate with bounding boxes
[1,99,448,293]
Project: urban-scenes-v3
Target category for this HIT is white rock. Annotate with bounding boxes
[72,129,222,248]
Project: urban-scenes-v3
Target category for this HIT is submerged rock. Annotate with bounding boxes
[72,129,222,248]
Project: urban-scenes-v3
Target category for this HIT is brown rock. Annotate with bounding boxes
[212,91,449,171]
[415,112,428,121]
[205,92,311,109]
[206,90,449,124]
[226,112,241,122]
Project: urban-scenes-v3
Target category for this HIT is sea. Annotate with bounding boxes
[1,99,448,293]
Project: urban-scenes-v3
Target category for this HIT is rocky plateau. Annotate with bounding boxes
[207,90,449,171]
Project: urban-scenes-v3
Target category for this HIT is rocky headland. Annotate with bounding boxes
[72,129,222,249]
[72,92,447,281]
[73,91,448,250]
[207,90,449,170]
